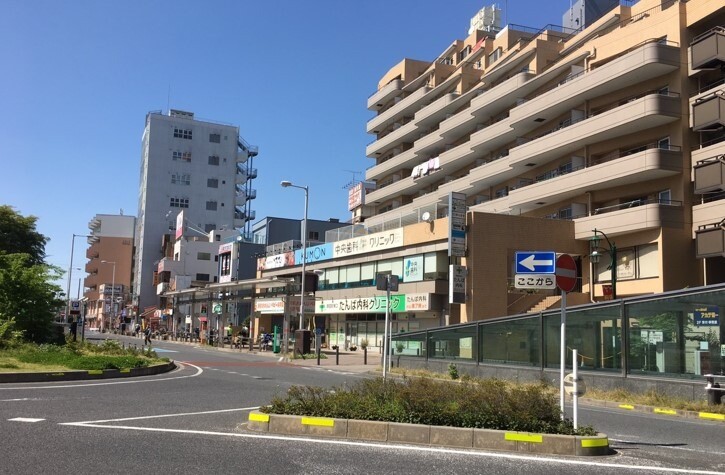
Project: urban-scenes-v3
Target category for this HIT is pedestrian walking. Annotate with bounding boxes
[144,326,152,346]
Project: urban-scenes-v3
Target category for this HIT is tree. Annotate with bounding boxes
[0,205,48,266]
[0,254,64,343]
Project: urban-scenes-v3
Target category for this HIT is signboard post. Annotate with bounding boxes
[449,265,467,304]
[555,254,577,420]
[448,192,467,257]
[377,273,399,380]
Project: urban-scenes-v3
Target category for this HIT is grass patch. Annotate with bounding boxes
[584,387,725,414]
[0,340,168,373]
[261,376,596,436]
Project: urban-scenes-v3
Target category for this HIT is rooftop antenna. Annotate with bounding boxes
[167,83,171,115]
[342,170,363,189]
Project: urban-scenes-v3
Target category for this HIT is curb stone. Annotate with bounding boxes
[247,411,610,456]
[0,361,176,383]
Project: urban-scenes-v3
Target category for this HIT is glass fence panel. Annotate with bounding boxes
[428,326,477,361]
[479,316,540,366]
[543,304,622,371]
[627,289,724,378]
[391,331,427,357]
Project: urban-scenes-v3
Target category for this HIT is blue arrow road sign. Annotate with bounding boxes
[515,251,556,274]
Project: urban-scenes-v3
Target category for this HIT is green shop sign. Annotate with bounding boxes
[316,295,405,314]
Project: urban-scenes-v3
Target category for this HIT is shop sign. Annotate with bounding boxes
[316,295,406,314]
[449,265,466,304]
[254,297,315,314]
[257,251,295,271]
[694,306,719,326]
[403,255,424,282]
[448,192,466,257]
[405,293,430,311]
[295,243,333,264]
[332,229,404,258]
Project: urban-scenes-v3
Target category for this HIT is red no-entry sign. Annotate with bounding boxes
[556,254,577,293]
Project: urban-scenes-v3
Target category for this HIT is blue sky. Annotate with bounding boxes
[0,0,573,296]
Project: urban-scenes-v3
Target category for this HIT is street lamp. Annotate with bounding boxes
[280,180,309,330]
[66,234,90,323]
[589,228,617,299]
[101,260,116,333]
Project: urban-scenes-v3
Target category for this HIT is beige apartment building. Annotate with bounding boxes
[357,0,725,299]
[83,214,136,331]
[253,0,724,350]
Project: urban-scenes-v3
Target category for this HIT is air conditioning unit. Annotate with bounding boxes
[571,156,585,169]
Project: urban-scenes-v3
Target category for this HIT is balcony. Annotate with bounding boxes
[365,176,414,204]
[367,79,404,110]
[469,117,516,155]
[470,71,535,121]
[510,41,679,130]
[415,92,459,128]
[574,199,684,239]
[694,155,725,194]
[469,192,511,214]
[690,27,725,70]
[413,127,445,156]
[509,147,683,213]
[365,148,416,182]
[695,220,725,258]
[509,92,681,169]
[367,87,431,134]
[692,91,725,132]
[366,120,418,158]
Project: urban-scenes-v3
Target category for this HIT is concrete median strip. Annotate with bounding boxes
[0,362,176,383]
[247,411,609,456]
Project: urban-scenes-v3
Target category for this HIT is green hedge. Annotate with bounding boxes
[262,377,596,436]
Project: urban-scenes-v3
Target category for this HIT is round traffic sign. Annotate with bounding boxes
[563,373,586,396]
[556,254,577,293]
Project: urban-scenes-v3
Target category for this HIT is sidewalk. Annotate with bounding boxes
[155,336,380,374]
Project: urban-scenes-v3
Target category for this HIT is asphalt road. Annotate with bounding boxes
[1,335,723,475]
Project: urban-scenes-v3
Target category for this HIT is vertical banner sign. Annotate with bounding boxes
[449,192,467,257]
[175,210,184,240]
[449,265,466,304]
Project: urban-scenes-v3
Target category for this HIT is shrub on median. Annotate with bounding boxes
[7,341,163,370]
[261,376,596,436]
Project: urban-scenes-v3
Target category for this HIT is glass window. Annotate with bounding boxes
[209,133,221,143]
[361,262,375,285]
[390,259,403,279]
[206,201,217,211]
[480,316,540,367]
[197,252,211,261]
[207,178,219,188]
[346,264,360,284]
[543,304,622,371]
[428,326,477,361]
[377,259,393,274]
[195,273,209,281]
[424,252,438,279]
[208,155,220,166]
[326,268,339,285]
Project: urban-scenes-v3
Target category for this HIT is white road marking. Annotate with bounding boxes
[9,417,45,422]
[61,406,261,425]
[57,421,724,475]
[582,405,724,427]
[0,363,203,391]
[0,398,43,402]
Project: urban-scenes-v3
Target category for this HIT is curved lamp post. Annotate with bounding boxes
[280,180,309,330]
[589,228,617,299]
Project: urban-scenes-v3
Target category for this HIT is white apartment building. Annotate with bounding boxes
[133,109,258,318]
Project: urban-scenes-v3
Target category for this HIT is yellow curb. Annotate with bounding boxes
[581,438,609,448]
[504,433,542,443]
[301,417,334,427]
[120,369,131,373]
[699,412,725,421]
[87,370,103,375]
[618,404,634,410]
[249,413,270,423]
[654,408,677,416]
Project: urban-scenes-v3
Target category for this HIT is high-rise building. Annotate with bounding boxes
[83,214,136,330]
[133,110,258,317]
[356,0,725,295]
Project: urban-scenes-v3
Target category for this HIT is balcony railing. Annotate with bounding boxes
[593,197,682,215]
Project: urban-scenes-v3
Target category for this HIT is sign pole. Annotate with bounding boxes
[382,278,390,381]
[573,348,579,430]
[560,290,567,420]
